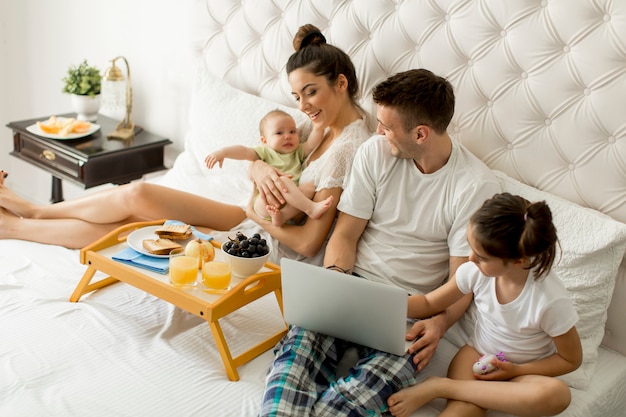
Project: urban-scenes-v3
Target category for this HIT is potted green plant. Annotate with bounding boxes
[62,59,102,121]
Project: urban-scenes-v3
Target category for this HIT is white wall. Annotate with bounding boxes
[0,0,196,203]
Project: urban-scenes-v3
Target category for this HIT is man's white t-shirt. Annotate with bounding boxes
[455,261,579,363]
[338,135,501,294]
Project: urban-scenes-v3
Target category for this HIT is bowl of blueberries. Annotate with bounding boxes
[221,232,271,278]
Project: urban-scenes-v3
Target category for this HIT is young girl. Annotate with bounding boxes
[387,192,582,417]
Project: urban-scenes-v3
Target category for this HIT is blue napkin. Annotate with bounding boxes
[164,219,214,241]
[112,246,170,274]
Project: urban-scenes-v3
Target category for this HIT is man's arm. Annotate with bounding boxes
[323,211,368,273]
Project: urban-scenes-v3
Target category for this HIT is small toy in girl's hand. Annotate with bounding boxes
[473,352,506,375]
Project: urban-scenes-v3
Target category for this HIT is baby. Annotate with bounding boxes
[205,109,332,226]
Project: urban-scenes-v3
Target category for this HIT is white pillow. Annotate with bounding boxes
[489,171,626,389]
[155,66,307,207]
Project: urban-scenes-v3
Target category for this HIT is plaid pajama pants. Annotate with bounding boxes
[259,326,417,417]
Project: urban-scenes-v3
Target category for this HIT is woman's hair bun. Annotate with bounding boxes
[293,24,327,51]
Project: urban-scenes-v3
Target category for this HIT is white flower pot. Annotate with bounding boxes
[70,94,101,121]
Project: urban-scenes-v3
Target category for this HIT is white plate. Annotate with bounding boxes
[127,226,193,258]
[26,118,101,140]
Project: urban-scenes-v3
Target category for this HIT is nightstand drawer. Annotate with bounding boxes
[12,132,86,181]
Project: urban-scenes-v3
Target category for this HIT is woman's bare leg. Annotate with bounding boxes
[0,181,246,247]
[0,182,245,228]
[0,207,126,248]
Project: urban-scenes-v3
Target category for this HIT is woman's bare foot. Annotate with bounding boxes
[304,195,333,220]
[0,174,38,218]
[387,376,442,417]
[0,207,20,239]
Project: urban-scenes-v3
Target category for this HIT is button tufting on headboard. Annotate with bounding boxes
[195,0,626,223]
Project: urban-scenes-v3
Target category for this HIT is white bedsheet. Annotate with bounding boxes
[1,237,625,417]
[0,239,282,417]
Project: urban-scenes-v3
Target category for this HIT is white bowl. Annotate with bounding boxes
[221,241,271,278]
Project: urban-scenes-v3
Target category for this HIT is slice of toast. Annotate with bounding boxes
[154,224,192,240]
[142,238,182,255]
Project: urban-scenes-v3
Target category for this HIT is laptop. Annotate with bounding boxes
[280,258,415,356]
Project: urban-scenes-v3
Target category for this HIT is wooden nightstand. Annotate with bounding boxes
[6,113,172,203]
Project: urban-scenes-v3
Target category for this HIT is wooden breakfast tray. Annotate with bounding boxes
[70,219,288,381]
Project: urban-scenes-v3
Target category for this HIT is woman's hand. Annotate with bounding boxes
[249,160,290,208]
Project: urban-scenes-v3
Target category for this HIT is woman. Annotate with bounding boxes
[0,24,371,264]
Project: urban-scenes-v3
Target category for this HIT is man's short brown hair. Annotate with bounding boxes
[372,69,455,134]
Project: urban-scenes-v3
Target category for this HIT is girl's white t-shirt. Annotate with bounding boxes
[456,261,578,363]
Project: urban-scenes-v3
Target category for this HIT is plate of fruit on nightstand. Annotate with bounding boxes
[26,116,100,140]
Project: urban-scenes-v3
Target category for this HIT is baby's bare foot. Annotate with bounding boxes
[266,204,286,227]
[306,195,333,220]
[387,376,442,417]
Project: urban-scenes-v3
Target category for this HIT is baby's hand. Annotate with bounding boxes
[204,152,224,169]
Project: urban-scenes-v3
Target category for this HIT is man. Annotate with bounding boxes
[260,69,501,416]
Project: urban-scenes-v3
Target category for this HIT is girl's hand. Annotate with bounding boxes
[475,358,519,381]
[249,160,289,207]
[405,315,446,372]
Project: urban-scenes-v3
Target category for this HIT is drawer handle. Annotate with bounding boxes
[41,150,56,161]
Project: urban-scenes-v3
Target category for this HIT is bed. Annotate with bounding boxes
[2,1,625,416]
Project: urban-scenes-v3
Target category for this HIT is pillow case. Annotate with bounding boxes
[154,66,307,207]
[482,171,626,389]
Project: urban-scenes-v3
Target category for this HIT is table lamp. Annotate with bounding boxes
[102,56,134,140]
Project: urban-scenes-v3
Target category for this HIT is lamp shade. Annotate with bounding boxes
[101,56,134,140]
[100,60,127,120]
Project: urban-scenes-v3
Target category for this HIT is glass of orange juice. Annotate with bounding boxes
[169,248,198,290]
[202,261,231,293]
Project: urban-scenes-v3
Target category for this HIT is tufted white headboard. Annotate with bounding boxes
[186,0,626,360]
[196,0,626,223]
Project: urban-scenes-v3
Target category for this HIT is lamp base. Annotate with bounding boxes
[108,119,135,140]
[108,128,134,140]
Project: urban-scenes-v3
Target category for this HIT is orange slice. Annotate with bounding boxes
[37,121,61,134]
[71,120,91,133]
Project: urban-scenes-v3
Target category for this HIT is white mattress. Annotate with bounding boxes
[0,239,280,416]
[1,237,625,417]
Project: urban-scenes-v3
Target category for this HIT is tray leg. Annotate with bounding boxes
[208,286,288,381]
[209,320,240,381]
[70,265,119,302]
